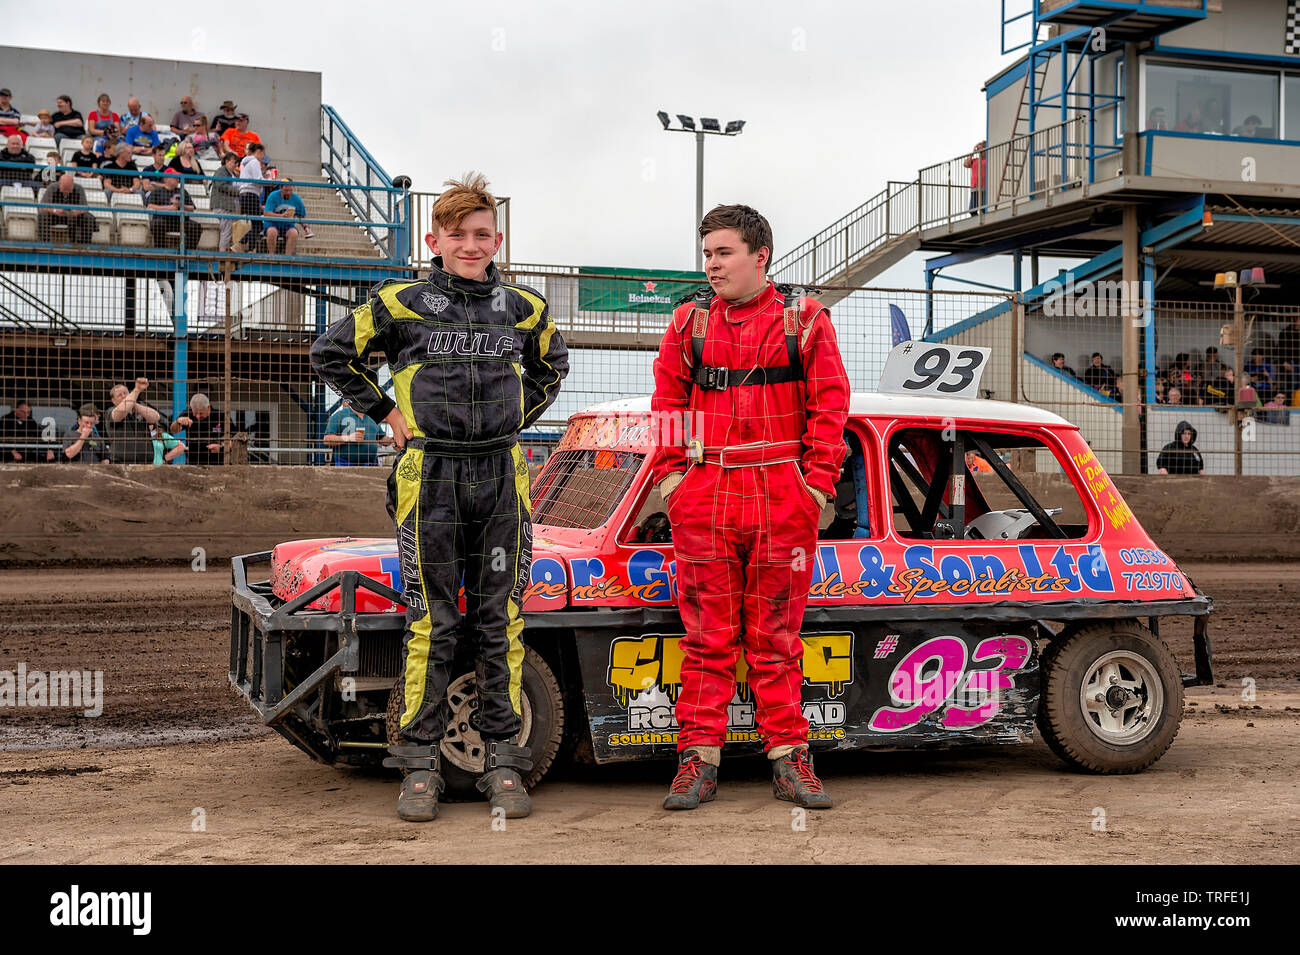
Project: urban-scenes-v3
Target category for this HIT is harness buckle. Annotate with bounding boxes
[702,365,729,390]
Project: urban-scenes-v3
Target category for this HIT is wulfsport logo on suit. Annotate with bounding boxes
[419,290,451,313]
[426,329,516,359]
[49,885,151,935]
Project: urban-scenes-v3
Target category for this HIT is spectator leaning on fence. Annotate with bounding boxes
[212,152,242,251]
[145,171,200,249]
[38,173,92,243]
[323,398,391,466]
[1156,421,1204,475]
[1,398,55,462]
[0,88,23,140]
[62,403,111,464]
[106,378,163,464]
[175,393,224,465]
[149,421,186,464]
[50,95,85,144]
[263,178,306,254]
[1,134,37,190]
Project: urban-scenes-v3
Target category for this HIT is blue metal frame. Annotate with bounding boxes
[1023,352,1123,411]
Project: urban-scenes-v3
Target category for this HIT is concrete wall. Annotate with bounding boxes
[1161,0,1296,58]
[0,46,321,177]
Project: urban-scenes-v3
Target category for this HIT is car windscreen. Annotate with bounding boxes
[531,448,644,529]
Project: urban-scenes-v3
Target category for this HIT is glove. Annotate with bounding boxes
[657,471,684,501]
[810,487,827,510]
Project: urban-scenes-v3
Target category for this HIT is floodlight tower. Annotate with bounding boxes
[657,111,746,271]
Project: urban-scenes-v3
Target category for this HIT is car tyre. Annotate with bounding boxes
[1038,621,1184,774]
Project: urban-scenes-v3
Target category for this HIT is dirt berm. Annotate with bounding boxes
[2,464,1296,565]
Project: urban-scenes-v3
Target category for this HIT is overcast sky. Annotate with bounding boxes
[2,0,1031,284]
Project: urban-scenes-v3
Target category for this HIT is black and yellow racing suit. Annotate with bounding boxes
[310,257,568,743]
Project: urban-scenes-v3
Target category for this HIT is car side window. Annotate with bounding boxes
[887,427,1089,541]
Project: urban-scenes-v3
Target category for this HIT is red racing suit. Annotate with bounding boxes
[650,281,850,753]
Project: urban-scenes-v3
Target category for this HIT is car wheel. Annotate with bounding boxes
[1037,621,1184,774]
[385,647,565,801]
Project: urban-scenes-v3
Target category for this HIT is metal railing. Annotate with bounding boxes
[320,105,404,261]
[771,118,1092,288]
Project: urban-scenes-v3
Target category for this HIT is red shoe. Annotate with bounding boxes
[771,746,833,809]
[663,751,718,810]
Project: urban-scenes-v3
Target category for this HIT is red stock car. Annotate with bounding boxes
[231,390,1213,798]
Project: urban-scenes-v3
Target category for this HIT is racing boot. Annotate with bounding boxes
[663,749,718,810]
[475,740,533,818]
[771,746,833,809]
[382,743,444,822]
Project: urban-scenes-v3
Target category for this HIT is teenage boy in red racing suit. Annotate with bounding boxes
[650,204,850,810]
[310,173,568,822]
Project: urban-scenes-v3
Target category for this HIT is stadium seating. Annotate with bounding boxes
[2,184,37,240]
[110,192,149,246]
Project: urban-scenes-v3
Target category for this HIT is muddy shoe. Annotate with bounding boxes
[383,744,444,822]
[663,750,717,810]
[476,741,533,818]
[771,746,833,809]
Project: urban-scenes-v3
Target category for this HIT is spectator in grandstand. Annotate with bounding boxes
[94,123,122,159]
[221,114,261,160]
[234,143,269,251]
[0,88,23,140]
[173,393,224,464]
[1275,314,1300,396]
[167,140,204,178]
[1202,345,1228,379]
[106,378,163,464]
[32,109,55,139]
[39,150,61,186]
[62,403,111,464]
[1244,348,1274,394]
[1049,352,1076,378]
[121,97,148,132]
[38,173,93,243]
[1146,106,1168,131]
[323,398,391,466]
[1156,421,1203,475]
[0,134,37,191]
[1,398,55,462]
[125,114,162,154]
[100,144,141,195]
[188,115,222,159]
[211,100,240,136]
[212,151,242,251]
[963,140,987,216]
[263,179,306,254]
[1232,114,1264,138]
[145,171,200,250]
[71,135,100,175]
[169,96,205,138]
[50,96,85,144]
[1203,366,1233,406]
[1263,391,1291,424]
[1083,352,1117,394]
[1165,386,1183,406]
[88,93,120,134]
[141,143,170,188]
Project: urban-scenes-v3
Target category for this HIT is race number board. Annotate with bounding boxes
[878,342,990,400]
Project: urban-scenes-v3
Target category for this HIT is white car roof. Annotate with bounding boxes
[578,393,1073,428]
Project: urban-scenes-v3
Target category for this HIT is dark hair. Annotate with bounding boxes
[1092,352,1102,359]
[698,204,773,261]
[248,142,265,155]
[15,398,32,408]
[57,94,72,108]
[1050,352,1065,361]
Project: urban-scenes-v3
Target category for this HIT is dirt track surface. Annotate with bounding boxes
[1,563,1298,864]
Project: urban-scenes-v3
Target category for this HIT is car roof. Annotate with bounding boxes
[578,394,1074,428]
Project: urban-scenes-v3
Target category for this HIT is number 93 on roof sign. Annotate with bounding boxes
[879,342,991,400]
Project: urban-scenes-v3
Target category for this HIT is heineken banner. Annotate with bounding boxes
[579,267,706,313]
